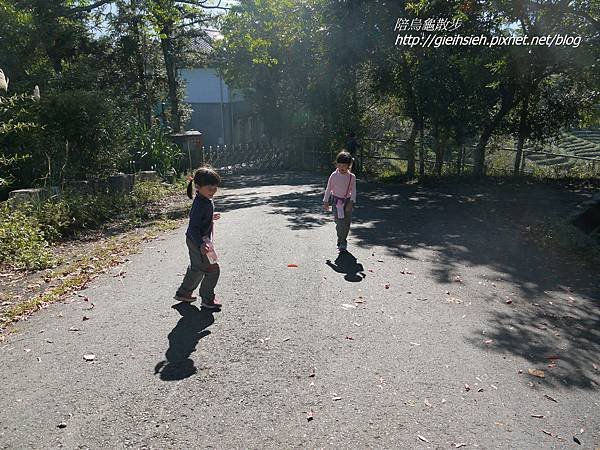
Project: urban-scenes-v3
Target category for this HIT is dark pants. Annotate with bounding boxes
[178,237,220,301]
[332,198,353,249]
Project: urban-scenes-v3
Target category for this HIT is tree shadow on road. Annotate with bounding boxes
[219,173,600,390]
[154,303,214,381]
[326,251,366,282]
[217,187,330,230]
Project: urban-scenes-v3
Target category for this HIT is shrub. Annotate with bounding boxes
[0,203,56,270]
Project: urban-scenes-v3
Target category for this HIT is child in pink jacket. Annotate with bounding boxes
[323,151,357,253]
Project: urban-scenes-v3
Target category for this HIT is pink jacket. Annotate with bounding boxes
[323,170,356,203]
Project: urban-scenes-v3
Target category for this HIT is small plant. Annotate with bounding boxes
[130,124,183,177]
[0,204,56,270]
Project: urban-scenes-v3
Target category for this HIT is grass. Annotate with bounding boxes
[0,180,186,271]
[0,218,180,330]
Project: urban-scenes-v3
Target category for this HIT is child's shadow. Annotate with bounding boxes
[154,302,214,381]
[326,251,366,282]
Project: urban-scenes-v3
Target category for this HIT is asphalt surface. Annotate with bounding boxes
[1,172,598,449]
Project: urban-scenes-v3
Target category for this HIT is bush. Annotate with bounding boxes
[0,179,183,271]
[0,204,56,270]
[129,124,183,178]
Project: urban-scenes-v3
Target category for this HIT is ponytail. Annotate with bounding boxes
[187,166,221,199]
[186,179,194,199]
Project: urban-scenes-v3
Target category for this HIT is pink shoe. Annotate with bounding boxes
[201,297,221,309]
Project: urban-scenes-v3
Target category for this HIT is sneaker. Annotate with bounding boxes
[174,292,197,303]
[201,298,222,310]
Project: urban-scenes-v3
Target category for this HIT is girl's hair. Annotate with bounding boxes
[336,151,353,165]
[187,166,221,199]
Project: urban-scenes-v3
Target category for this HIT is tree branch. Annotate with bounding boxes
[177,0,230,10]
[527,0,600,31]
[64,0,115,16]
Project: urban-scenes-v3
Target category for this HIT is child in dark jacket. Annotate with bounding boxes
[174,167,222,309]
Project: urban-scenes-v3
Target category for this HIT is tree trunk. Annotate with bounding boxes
[160,28,181,132]
[406,121,418,179]
[419,127,425,177]
[129,0,153,127]
[433,126,447,176]
[473,86,516,176]
[514,91,530,176]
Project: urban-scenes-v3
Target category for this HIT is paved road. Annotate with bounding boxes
[1,173,598,449]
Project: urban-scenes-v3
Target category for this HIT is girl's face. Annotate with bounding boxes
[197,184,218,199]
[336,163,351,174]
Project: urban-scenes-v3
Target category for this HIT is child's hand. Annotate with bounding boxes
[323,202,330,212]
[200,244,210,255]
[213,213,221,221]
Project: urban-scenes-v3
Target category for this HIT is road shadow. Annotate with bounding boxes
[326,251,366,282]
[220,171,324,189]
[467,292,599,389]
[218,173,599,390]
[154,302,214,381]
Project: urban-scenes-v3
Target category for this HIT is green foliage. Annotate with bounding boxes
[217,0,327,137]
[129,124,183,177]
[0,91,39,193]
[37,90,133,182]
[0,203,56,270]
[0,179,181,270]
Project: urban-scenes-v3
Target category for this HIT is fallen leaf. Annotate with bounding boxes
[573,436,581,445]
[306,409,314,421]
[332,396,342,401]
[542,430,554,437]
[345,336,354,340]
[57,422,67,429]
[83,354,96,361]
[410,342,421,346]
[341,303,356,310]
[308,367,316,377]
[453,444,467,449]
[68,327,80,332]
[36,357,41,362]
[377,259,384,262]
[477,388,484,393]
[531,414,544,418]
[424,400,432,407]
[287,264,298,268]
[417,435,429,443]
[505,299,513,304]
[464,384,470,392]
[24,348,31,353]
[367,269,374,273]
[454,275,463,283]
[282,337,290,342]
[528,368,545,378]
[82,316,90,321]
[384,283,390,289]
[354,297,365,304]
